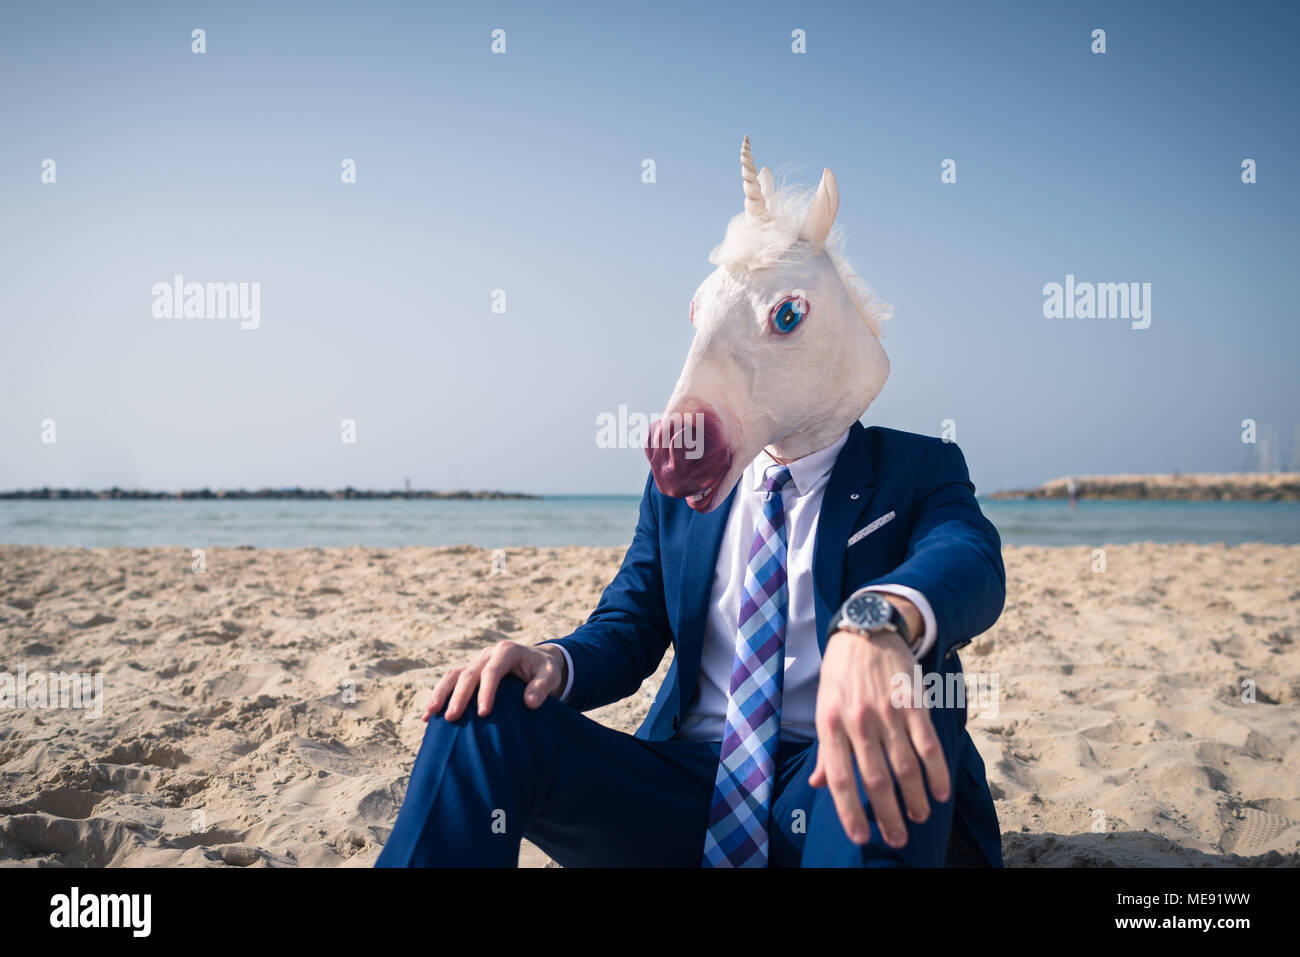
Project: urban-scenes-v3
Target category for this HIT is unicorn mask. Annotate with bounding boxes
[646,136,892,512]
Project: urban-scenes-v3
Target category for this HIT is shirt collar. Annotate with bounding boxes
[747,428,851,497]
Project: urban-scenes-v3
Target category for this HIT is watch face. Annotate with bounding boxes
[844,593,891,630]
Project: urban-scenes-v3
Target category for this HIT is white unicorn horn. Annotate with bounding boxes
[800,166,839,251]
[741,135,769,220]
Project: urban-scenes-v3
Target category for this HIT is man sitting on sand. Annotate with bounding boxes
[377,140,1006,867]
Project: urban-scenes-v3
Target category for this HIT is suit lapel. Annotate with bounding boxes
[673,485,736,706]
[812,422,878,654]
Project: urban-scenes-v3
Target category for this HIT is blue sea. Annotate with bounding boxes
[0,498,1297,548]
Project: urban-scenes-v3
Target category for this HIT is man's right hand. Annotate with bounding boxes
[423,640,568,723]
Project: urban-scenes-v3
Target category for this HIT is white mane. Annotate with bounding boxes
[708,180,892,338]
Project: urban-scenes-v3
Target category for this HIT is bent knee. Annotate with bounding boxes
[433,674,534,731]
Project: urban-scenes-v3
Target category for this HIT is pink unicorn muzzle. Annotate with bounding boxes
[645,401,734,512]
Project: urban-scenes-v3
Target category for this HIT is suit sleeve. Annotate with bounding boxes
[540,474,673,711]
[860,440,1005,660]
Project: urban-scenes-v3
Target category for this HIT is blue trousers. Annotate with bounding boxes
[375,676,988,867]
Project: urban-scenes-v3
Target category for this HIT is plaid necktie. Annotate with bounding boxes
[702,464,794,867]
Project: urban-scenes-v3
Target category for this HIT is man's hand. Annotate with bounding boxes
[809,610,950,849]
[423,640,568,723]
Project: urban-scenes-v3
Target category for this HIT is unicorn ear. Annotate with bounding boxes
[757,166,775,205]
[800,167,839,251]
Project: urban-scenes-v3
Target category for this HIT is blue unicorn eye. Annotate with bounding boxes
[770,295,808,334]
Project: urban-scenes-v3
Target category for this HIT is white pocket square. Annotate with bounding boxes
[848,510,895,547]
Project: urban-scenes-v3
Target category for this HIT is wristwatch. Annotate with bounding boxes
[829,590,915,650]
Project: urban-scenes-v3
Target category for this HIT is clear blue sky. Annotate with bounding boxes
[2,0,1296,494]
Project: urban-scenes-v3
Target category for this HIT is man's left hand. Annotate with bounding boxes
[809,599,951,849]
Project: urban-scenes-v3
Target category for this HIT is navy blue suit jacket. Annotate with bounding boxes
[547,422,1006,862]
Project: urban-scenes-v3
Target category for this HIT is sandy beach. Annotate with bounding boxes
[1,543,1297,867]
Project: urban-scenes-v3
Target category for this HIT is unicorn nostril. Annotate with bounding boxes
[645,402,733,502]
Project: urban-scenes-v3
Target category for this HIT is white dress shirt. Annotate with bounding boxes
[554,428,937,742]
